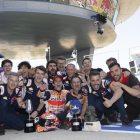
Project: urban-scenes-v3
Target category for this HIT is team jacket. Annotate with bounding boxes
[0,84,22,108]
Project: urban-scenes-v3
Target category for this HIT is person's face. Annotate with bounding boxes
[57,59,66,71]
[110,65,122,81]
[53,78,63,91]
[34,69,45,83]
[82,60,92,71]
[20,65,29,78]
[48,63,57,76]
[71,78,81,92]
[7,75,19,90]
[2,62,12,75]
[107,60,115,69]
[66,65,76,78]
[90,75,101,90]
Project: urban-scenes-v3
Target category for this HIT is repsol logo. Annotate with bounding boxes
[50,98,66,101]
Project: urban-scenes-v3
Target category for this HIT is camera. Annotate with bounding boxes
[97,24,104,35]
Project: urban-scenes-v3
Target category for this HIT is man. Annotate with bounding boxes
[63,64,85,90]
[47,60,57,90]
[79,71,132,126]
[82,58,107,81]
[37,75,81,128]
[109,62,140,122]
[18,66,46,119]
[0,72,26,135]
[106,57,130,76]
[56,56,67,77]
[0,59,13,84]
[17,61,33,98]
[66,76,88,106]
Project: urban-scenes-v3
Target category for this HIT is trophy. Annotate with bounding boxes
[70,100,82,131]
[24,99,36,133]
[84,106,101,132]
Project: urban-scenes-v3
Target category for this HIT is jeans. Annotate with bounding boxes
[88,93,127,120]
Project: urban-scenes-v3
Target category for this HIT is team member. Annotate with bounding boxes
[56,56,67,77]
[106,57,131,76]
[79,71,132,126]
[0,59,13,84]
[66,76,88,106]
[63,64,85,90]
[0,72,26,135]
[18,66,46,119]
[47,60,57,90]
[109,62,140,122]
[82,58,107,81]
[37,75,81,123]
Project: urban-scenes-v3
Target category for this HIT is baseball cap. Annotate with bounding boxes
[53,75,63,83]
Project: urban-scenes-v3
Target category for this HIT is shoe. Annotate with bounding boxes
[100,118,110,125]
[0,125,5,135]
[59,121,71,130]
[121,116,133,127]
[110,111,118,123]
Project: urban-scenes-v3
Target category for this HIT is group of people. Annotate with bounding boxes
[0,56,140,135]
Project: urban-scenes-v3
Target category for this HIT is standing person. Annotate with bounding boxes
[56,56,67,77]
[82,58,107,81]
[63,64,86,90]
[109,62,140,122]
[0,59,13,84]
[0,72,26,135]
[79,71,132,126]
[47,60,57,90]
[18,66,46,120]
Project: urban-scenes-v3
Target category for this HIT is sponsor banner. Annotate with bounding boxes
[69,0,86,8]
[86,0,117,21]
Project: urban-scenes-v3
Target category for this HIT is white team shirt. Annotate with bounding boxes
[0,72,7,83]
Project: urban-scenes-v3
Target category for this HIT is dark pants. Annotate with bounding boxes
[123,91,140,122]
[88,93,127,120]
[0,99,24,131]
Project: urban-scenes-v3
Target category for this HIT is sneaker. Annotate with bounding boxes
[100,118,110,125]
[0,125,5,135]
[110,111,118,123]
[121,116,133,127]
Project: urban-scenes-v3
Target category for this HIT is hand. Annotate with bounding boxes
[79,73,85,81]
[0,81,4,84]
[123,71,130,77]
[29,68,35,75]
[44,73,48,79]
[30,111,38,118]
[17,69,23,76]
[103,97,113,108]
[40,83,47,91]
[70,89,73,93]
[76,94,83,99]
[78,115,84,122]
[18,101,26,109]
[112,82,123,88]
[18,81,24,87]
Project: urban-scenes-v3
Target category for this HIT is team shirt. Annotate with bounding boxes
[0,84,22,109]
[0,72,7,84]
[48,75,54,90]
[38,89,87,113]
[23,78,45,113]
[56,68,67,77]
[82,78,114,106]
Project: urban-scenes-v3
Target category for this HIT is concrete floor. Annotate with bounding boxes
[1,129,140,140]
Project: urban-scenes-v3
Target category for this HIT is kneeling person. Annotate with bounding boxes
[79,71,132,126]
[0,72,26,135]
